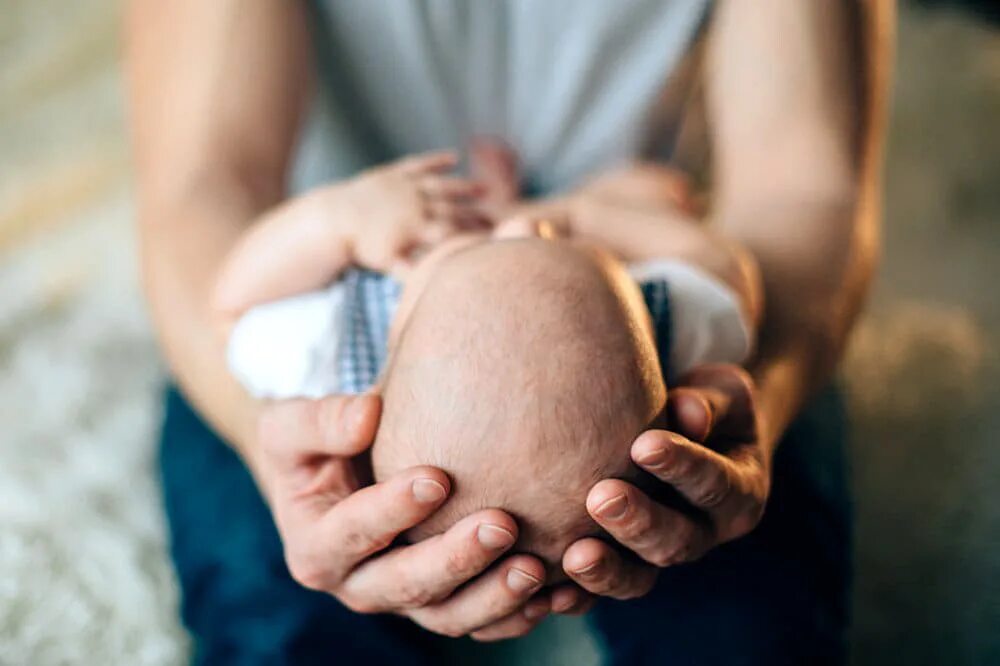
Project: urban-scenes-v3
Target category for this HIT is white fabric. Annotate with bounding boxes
[628,259,754,376]
[228,261,752,399]
[227,284,348,400]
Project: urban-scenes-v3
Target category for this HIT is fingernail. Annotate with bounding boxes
[477,524,516,550]
[594,494,629,520]
[411,478,447,504]
[571,560,602,578]
[636,446,668,469]
[551,594,577,613]
[506,568,542,594]
[524,602,548,620]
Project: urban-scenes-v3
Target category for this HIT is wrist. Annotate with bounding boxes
[748,343,818,458]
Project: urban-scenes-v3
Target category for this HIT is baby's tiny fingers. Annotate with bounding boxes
[397,150,459,175]
[418,175,486,201]
[416,221,458,246]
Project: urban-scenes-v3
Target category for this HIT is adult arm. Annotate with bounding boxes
[126,0,309,457]
[564,0,893,596]
[126,0,558,638]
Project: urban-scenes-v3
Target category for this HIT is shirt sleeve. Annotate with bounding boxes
[629,259,755,381]
[226,283,348,400]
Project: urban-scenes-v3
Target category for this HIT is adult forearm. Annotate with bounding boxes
[717,190,878,452]
[138,176,269,465]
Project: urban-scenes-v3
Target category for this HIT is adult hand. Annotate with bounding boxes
[255,393,557,639]
[562,364,771,599]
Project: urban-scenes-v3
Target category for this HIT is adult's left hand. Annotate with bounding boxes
[561,364,772,598]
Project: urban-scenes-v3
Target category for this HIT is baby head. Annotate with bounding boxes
[371,235,666,574]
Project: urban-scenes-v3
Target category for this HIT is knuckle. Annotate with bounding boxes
[675,454,701,480]
[342,526,391,556]
[394,582,434,609]
[648,540,683,568]
[693,470,730,508]
[443,548,474,579]
[619,507,653,542]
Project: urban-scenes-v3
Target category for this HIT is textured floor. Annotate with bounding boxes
[0,2,997,664]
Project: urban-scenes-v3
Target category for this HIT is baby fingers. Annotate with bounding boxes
[396,150,460,175]
[418,175,486,201]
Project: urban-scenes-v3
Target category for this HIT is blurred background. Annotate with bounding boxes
[0,2,996,664]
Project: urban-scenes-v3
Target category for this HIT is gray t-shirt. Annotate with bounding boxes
[291,0,710,195]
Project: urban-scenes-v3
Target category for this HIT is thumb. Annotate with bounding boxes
[258,394,382,469]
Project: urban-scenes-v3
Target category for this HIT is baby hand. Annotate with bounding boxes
[346,151,489,272]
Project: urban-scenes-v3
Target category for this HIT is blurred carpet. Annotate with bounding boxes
[0,2,997,665]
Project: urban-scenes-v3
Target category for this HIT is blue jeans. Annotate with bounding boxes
[159,386,851,665]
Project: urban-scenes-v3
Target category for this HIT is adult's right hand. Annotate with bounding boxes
[254,392,562,639]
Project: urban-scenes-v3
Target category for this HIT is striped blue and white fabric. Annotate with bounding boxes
[332,269,674,395]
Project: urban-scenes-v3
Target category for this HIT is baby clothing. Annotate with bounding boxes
[227,259,752,399]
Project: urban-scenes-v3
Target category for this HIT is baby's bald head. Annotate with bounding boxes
[371,238,666,570]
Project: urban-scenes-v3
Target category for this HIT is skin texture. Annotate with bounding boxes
[558,0,892,599]
[371,238,666,579]
[126,0,889,642]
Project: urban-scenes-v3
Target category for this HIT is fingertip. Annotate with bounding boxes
[352,392,383,440]
[668,391,712,442]
[503,555,546,595]
[319,393,382,455]
[585,478,632,516]
[562,538,608,578]
[470,508,519,540]
[523,596,550,620]
[631,429,672,462]
[399,465,451,505]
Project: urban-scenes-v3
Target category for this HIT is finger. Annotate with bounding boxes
[397,150,459,175]
[406,555,546,638]
[416,221,459,246]
[677,364,758,443]
[665,388,715,443]
[288,466,450,592]
[339,509,518,612]
[586,479,713,567]
[549,585,595,616]
[469,597,550,642]
[631,430,738,510]
[418,175,486,201]
[562,538,658,600]
[258,393,382,467]
[468,136,520,205]
[423,198,479,222]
